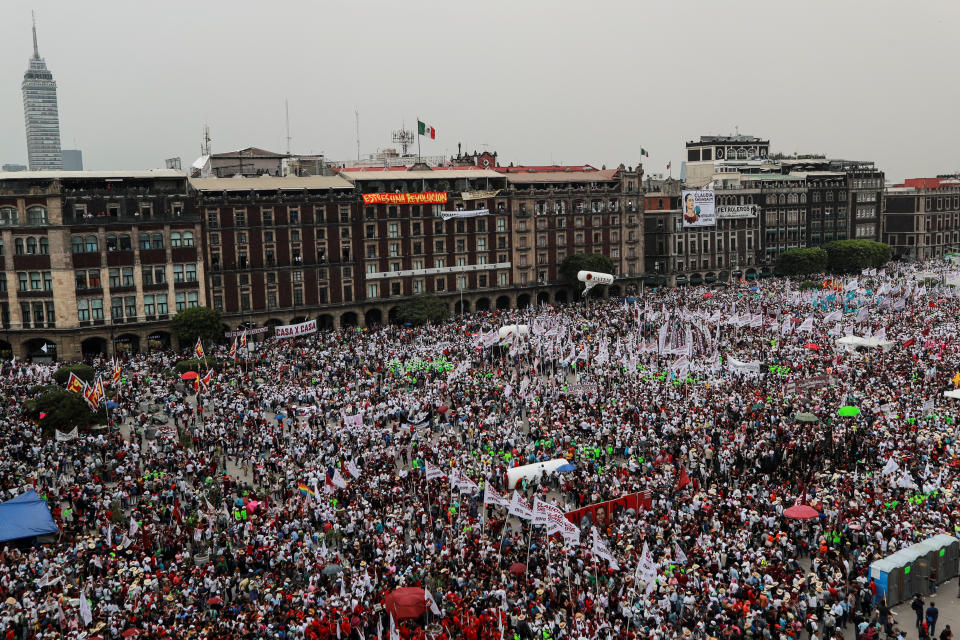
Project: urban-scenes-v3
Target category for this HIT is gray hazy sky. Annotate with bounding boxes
[2,0,958,182]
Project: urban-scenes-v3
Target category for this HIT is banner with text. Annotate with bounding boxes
[274,319,318,339]
[682,190,716,227]
[462,190,501,200]
[717,204,759,220]
[362,192,448,205]
[440,209,489,220]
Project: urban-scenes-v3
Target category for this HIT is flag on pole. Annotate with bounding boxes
[424,461,447,481]
[591,527,620,570]
[65,372,85,394]
[78,589,93,626]
[666,162,671,170]
[425,589,442,616]
[508,491,534,520]
[239,329,248,349]
[676,466,691,490]
[332,468,348,489]
[417,120,436,139]
[483,484,508,507]
[674,543,688,565]
[111,358,122,384]
[230,339,237,360]
[640,148,649,157]
[128,516,139,537]
[194,338,204,359]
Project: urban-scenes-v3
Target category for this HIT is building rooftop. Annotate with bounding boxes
[495,165,600,174]
[0,169,186,180]
[338,168,503,181]
[190,175,354,191]
[210,147,288,159]
[503,170,620,184]
[687,135,768,145]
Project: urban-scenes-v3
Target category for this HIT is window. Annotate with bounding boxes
[235,211,247,226]
[112,297,123,320]
[88,270,101,288]
[30,272,42,290]
[122,267,134,286]
[477,237,486,251]
[182,231,195,247]
[14,238,24,255]
[125,296,137,318]
[26,237,37,254]
[186,264,197,282]
[26,206,47,225]
[476,219,486,232]
[498,272,508,286]
[436,277,446,292]
[109,268,121,288]
[497,218,506,232]
[457,275,467,290]
[389,242,400,257]
[435,257,445,268]
[293,288,302,305]
[389,223,399,238]
[86,236,98,253]
[171,232,182,247]
[75,270,86,289]
[176,292,187,312]
[412,222,422,235]
[18,273,27,292]
[106,234,118,251]
[173,265,184,282]
[119,234,132,251]
[139,234,152,250]
[72,236,83,253]
[435,240,445,253]
[391,281,401,296]
[78,299,90,322]
[434,221,444,234]
[209,233,219,246]
[43,272,52,291]
[90,298,104,320]
[156,294,168,315]
[0,207,17,225]
[45,301,54,326]
[262,210,274,226]
[153,233,164,249]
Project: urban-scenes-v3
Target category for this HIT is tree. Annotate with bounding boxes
[559,253,616,293]
[53,364,95,386]
[23,388,106,436]
[174,356,220,374]
[396,294,450,326]
[775,248,827,277]
[823,240,892,274]
[169,307,223,349]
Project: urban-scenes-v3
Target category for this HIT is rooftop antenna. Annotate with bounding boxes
[391,125,414,156]
[202,125,212,156]
[31,11,39,59]
[355,110,361,163]
[285,99,292,155]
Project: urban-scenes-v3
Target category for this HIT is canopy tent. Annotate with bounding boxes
[498,324,529,341]
[506,458,570,489]
[0,490,59,543]
[837,335,895,353]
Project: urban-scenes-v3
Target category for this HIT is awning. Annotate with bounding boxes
[705,275,718,282]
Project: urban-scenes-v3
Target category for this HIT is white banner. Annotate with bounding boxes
[440,209,489,221]
[55,427,78,442]
[274,319,318,338]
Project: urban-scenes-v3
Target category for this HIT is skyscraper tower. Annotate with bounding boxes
[22,13,62,171]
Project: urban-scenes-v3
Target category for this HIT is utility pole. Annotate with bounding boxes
[285,99,292,156]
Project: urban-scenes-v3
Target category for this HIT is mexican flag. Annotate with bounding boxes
[418,120,436,139]
[641,148,649,157]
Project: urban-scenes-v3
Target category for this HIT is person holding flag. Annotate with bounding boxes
[195,337,205,360]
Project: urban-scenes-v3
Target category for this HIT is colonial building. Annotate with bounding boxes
[643,178,760,286]
[497,164,644,301]
[340,167,514,320]
[883,178,960,261]
[0,170,202,360]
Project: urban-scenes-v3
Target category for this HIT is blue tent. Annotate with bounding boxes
[0,490,59,543]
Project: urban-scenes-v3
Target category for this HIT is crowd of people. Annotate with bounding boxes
[2,261,960,640]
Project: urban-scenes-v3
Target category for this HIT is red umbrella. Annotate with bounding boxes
[384,587,426,620]
[438,405,449,414]
[180,371,198,380]
[509,562,527,575]
[122,630,142,639]
[784,504,820,520]
[702,293,714,298]
[804,343,821,351]
[206,596,223,605]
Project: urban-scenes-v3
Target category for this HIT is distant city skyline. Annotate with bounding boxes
[2,1,959,181]
[20,12,61,170]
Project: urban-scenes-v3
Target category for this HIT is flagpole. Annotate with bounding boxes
[417,117,421,164]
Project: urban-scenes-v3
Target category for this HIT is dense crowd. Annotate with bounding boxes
[2,262,960,640]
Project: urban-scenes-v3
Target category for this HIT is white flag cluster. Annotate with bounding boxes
[424,461,447,481]
[591,527,620,570]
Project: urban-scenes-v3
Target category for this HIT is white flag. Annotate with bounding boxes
[345,459,362,478]
[797,316,815,333]
[591,527,620,570]
[637,541,659,594]
[128,516,139,537]
[425,461,447,481]
[881,457,899,476]
[673,543,688,565]
[508,491,534,520]
[79,589,93,626]
[332,469,348,489]
[390,613,400,640]
[483,484,508,507]
[425,589,442,616]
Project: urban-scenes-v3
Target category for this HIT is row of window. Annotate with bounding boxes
[15,271,53,292]
[0,236,50,256]
[0,206,48,226]
[70,231,195,254]
[20,301,55,329]
[366,272,513,298]
[77,291,199,323]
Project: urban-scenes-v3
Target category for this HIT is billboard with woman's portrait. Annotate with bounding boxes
[681,190,716,227]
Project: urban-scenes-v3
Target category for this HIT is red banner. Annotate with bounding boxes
[564,490,652,526]
[362,192,448,205]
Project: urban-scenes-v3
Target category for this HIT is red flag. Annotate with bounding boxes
[903,338,916,348]
[676,466,690,490]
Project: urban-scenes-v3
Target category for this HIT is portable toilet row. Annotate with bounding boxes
[869,534,960,605]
